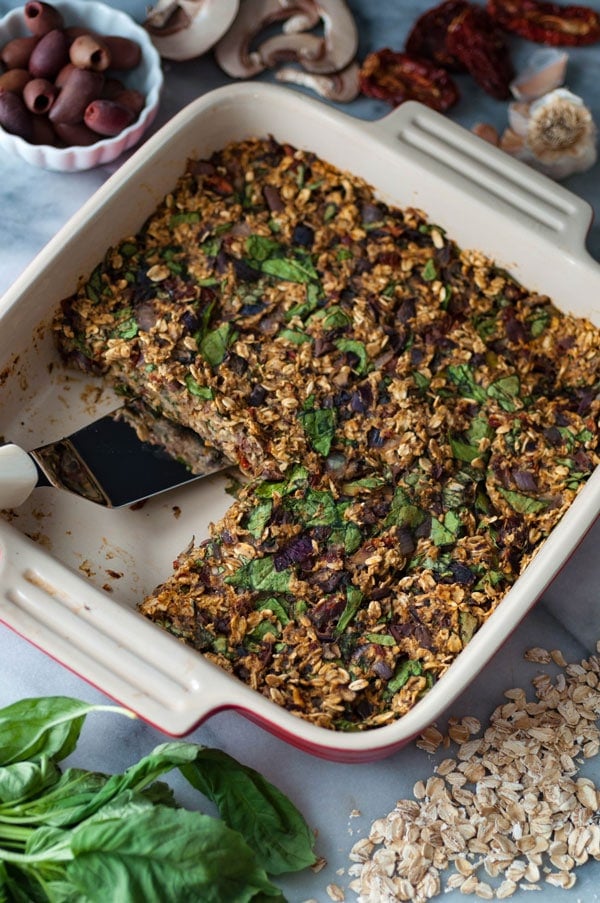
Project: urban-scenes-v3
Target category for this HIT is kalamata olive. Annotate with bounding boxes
[28,28,69,78]
[102,36,141,70]
[55,62,76,88]
[100,76,125,99]
[23,1,64,36]
[64,25,89,40]
[23,76,57,113]
[263,184,284,212]
[69,33,111,71]
[112,88,144,116]
[0,68,31,95]
[1,3,147,151]
[83,98,134,136]
[0,89,34,141]
[292,223,315,247]
[31,113,58,144]
[49,67,103,124]
[52,120,99,146]
[0,35,38,69]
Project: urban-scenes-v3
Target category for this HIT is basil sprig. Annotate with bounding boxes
[0,696,317,901]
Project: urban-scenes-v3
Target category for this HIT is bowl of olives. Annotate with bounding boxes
[0,0,163,170]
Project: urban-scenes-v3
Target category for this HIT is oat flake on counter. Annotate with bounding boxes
[347,641,600,901]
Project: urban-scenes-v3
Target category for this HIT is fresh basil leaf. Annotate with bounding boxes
[278,328,310,345]
[0,757,60,805]
[200,322,236,367]
[0,863,50,903]
[528,307,550,337]
[317,306,351,330]
[299,406,336,457]
[185,375,214,399]
[0,698,131,767]
[335,585,363,635]
[386,659,423,696]
[181,748,316,875]
[334,339,370,375]
[262,256,317,284]
[446,364,487,404]
[113,316,138,340]
[497,487,549,514]
[24,823,71,857]
[430,518,454,547]
[364,633,396,646]
[421,259,437,281]
[459,610,479,644]
[449,434,481,463]
[253,465,309,500]
[245,235,281,262]
[200,236,222,257]
[487,374,520,412]
[225,557,292,593]
[342,476,386,496]
[288,488,338,527]
[67,806,282,902]
[286,283,321,321]
[245,501,273,539]
[6,768,112,827]
[257,598,290,626]
[169,212,200,228]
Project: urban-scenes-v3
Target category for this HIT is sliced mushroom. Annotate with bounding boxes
[215,0,357,78]
[145,0,239,61]
[259,31,325,69]
[280,0,321,33]
[300,0,357,74]
[275,60,360,101]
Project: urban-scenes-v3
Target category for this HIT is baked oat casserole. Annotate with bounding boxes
[55,137,600,731]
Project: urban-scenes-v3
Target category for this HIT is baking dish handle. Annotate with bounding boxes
[0,523,222,736]
[371,100,594,256]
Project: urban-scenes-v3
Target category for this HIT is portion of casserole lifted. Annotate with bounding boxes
[55,137,600,732]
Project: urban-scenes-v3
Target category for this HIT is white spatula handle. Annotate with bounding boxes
[0,444,38,509]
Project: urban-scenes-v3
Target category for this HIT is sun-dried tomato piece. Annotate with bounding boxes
[446,6,514,99]
[358,49,459,113]
[487,0,600,45]
[405,0,470,71]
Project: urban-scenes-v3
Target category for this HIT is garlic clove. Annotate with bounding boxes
[507,101,531,137]
[471,122,500,146]
[510,47,568,102]
[502,88,597,180]
[145,0,239,61]
[499,126,526,155]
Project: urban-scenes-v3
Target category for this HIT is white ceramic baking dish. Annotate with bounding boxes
[1,83,599,762]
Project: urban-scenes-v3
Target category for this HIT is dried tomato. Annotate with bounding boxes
[487,0,600,45]
[358,49,459,113]
[446,6,514,99]
[405,0,470,71]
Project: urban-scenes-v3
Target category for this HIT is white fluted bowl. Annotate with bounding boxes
[0,0,163,171]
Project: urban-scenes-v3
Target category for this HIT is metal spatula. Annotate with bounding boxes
[0,403,231,509]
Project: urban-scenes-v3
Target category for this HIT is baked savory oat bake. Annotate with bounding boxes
[55,137,600,731]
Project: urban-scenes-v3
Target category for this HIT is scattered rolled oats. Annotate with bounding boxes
[347,643,600,901]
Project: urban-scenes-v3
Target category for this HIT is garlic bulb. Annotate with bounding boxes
[502,88,597,180]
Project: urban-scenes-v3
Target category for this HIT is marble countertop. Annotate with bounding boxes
[1,2,600,900]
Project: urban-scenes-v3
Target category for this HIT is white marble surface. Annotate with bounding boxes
[1,2,600,900]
